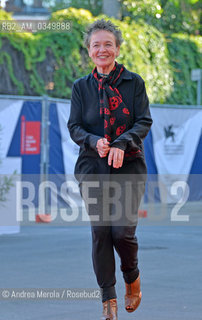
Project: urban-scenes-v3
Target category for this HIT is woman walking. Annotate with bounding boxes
[68,19,152,320]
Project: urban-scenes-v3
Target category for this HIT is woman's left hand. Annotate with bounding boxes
[108,147,124,168]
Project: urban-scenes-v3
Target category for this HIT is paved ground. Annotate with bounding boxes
[0,221,202,320]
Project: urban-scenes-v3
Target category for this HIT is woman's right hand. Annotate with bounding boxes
[96,138,110,158]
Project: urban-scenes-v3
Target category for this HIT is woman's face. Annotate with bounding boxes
[88,30,120,73]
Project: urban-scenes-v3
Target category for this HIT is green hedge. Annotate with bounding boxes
[0,8,201,104]
[166,33,202,104]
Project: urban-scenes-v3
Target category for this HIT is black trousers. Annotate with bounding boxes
[78,158,147,302]
[91,224,139,302]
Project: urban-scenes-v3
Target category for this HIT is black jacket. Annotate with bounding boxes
[67,67,153,177]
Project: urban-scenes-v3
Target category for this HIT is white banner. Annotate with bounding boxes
[151,107,202,202]
[57,102,79,174]
[0,158,21,235]
[57,102,82,207]
[0,100,23,157]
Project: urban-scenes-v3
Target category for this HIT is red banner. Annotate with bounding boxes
[20,116,41,154]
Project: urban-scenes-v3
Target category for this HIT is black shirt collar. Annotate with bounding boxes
[89,66,132,81]
[121,68,132,80]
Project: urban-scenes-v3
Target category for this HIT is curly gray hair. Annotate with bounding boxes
[84,19,123,48]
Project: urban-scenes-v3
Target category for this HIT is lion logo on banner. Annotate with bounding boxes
[164,125,175,142]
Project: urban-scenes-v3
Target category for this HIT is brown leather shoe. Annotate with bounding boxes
[101,298,118,320]
[125,275,142,313]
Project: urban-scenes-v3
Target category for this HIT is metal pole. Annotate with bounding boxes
[197,79,201,105]
[40,95,49,214]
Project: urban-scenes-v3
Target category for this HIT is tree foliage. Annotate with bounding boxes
[43,0,103,16]
[0,8,201,104]
[43,0,201,35]
[121,0,201,35]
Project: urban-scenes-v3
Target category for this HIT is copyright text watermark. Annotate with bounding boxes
[0,288,101,300]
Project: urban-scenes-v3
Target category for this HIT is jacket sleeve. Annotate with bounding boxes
[67,82,101,151]
[110,77,153,151]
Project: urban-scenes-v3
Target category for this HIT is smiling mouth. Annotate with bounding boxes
[97,56,109,59]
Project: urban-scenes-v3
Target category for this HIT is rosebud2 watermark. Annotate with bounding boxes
[0,288,101,300]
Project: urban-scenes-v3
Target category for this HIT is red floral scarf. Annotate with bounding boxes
[92,61,131,143]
